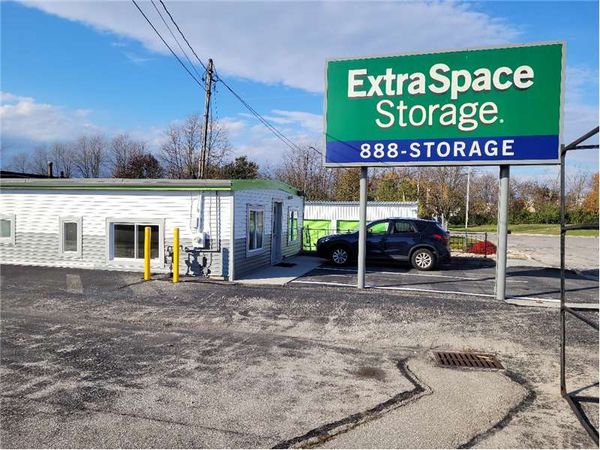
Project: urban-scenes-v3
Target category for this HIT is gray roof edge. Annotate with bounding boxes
[0,178,233,188]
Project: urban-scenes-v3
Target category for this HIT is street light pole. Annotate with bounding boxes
[465,168,471,231]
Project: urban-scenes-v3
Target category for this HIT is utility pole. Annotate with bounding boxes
[199,58,214,179]
[303,151,309,194]
[464,168,471,252]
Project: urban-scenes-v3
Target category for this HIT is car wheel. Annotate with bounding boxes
[411,248,435,271]
[330,246,350,265]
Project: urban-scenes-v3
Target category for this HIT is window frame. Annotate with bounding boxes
[106,218,165,267]
[392,220,417,234]
[58,216,83,258]
[0,214,16,246]
[287,207,299,244]
[367,219,392,236]
[247,205,265,255]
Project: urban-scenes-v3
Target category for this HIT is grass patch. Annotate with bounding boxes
[449,223,599,236]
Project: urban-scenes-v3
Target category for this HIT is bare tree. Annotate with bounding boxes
[109,134,146,177]
[160,115,201,179]
[50,142,75,177]
[8,152,31,173]
[29,146,50,175]
[205,120,232,177]
[567,169,592,208]
[275,145,333,200]
[72,135,106,178]
[469,171,498,223]
[160,114,232,179]
[419,167,467,226]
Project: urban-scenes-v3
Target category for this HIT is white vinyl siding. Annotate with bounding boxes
[59,217,82,257]
[0,214,15,246]
[0,190,232,275]
[232,189,303,278]
[304,201,418,224]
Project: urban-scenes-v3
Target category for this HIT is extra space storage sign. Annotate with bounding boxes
[324,43,564,167]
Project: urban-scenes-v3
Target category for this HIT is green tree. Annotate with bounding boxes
[583,172,599,213]
[118,153,163,178]
[333,168,361,201]
[218,156,259,179]
[373,170,418,202]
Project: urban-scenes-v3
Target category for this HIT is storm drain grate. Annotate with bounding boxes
[434,351,504,370]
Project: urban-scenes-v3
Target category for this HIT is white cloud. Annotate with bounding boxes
[0,91,102,144]
[223,109,323,169]
[564,66,599,144]
[19,0,519,92]
[0,88,320,170]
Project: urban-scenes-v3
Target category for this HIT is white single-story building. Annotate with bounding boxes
[0,178,303,280]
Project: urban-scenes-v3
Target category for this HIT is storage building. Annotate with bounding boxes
[303,201,418,250]
[0,178,303,280]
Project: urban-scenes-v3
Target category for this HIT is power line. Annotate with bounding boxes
[149,0,204,81]
[216,72,303,153]
[130,0,203,87]
[144,0,305,154]
[158,0,208,72]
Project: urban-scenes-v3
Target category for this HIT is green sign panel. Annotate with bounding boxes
[324,42,564,167]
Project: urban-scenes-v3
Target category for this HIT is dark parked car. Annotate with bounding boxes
[316,218,451,271]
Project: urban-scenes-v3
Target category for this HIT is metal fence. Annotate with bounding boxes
[302,227,354,252]
[448,231,492,257]
[302,227,494,257]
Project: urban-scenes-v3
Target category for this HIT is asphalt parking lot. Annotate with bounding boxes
[1,263,598,448]
[293,257,599,304]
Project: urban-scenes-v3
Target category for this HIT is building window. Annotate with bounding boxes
[288,208,299,243]
[59,217,82,257]
[0,214,15,245]
[109,221,161,261]
[248,207,264,251]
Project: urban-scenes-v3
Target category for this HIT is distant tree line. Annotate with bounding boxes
[273,144,599,226]
[5,112,598,226]
[6,114,259,180]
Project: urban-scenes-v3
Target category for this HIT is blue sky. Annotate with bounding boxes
[1,0,598,177]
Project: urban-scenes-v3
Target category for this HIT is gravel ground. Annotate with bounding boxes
[1,264,598,448]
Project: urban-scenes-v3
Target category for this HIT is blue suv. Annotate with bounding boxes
[316,218,451,271]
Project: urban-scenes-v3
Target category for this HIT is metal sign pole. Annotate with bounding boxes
[496,165,510,300]
[357,167,368,289]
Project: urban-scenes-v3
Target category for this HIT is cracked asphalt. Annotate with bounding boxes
[1,264,598,448]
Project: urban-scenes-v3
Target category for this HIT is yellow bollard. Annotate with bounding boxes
[173,228,179,283]
[144,226,151,281]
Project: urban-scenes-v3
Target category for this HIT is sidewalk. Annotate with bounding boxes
[235,255,323,285]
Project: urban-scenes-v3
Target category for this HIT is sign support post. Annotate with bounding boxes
[496,165,510,300]
[324,42,564,293]
[357,167,368,289]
